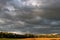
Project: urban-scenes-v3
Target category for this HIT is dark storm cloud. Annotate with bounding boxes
[0,0,60,34]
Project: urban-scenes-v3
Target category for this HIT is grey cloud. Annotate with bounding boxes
[0,0,60,34]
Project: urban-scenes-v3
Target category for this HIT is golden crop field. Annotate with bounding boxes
[0,38,60,40]
[25,38,60,40]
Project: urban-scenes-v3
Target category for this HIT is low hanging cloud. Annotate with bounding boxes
[0,0,60,34]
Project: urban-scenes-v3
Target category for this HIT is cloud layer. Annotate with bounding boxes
[0,0,60,34]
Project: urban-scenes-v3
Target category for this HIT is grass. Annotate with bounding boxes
[0,38,29,40]
[0,38,60,40]
[0,38,24,40]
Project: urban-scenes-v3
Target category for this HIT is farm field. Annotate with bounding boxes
[0,38,24,40]
[0,38,17,40]
[0,38,60,40]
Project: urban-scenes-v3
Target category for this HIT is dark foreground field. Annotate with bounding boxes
[0,38,27,40]
[0,38,18,40]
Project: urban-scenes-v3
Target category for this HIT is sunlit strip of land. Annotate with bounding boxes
[25,38,60,40]
[1,38,60,40]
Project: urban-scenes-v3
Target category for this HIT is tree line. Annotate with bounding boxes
[0,32,60,38]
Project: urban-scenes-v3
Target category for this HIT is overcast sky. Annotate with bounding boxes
[0,0,60,34]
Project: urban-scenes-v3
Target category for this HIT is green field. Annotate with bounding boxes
[0,38,24,40]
